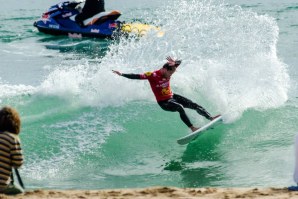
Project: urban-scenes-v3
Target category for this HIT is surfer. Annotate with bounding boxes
[75,0,105,27]
[112,57,219,132]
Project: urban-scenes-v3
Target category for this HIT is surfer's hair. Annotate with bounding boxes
[163,60,182,71]
[0,106,21,134]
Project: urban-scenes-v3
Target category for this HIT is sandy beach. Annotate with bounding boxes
[1,187,298,199]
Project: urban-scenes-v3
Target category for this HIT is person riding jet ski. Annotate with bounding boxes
[75,0,105,27]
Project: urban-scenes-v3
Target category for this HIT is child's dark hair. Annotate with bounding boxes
[0,106,21,134]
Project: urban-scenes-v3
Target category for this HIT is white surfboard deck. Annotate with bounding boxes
[177,115,223,145]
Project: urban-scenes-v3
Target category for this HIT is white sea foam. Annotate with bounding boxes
[0,84,36,98]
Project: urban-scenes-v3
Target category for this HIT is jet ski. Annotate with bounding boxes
[34,1,164,39]
[34,0,123,38]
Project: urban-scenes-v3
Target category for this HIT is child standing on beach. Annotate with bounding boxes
[0,106,24,195]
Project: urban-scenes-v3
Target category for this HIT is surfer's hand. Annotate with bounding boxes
[166,56,176,66]
[112,70,122,76]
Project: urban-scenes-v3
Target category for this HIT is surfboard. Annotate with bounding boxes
[177,115,223,145]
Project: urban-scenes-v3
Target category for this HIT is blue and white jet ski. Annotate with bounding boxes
[34,1,164,39]
[34,0,122,38]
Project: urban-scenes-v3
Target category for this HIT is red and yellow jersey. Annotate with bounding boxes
[140,69,173,102]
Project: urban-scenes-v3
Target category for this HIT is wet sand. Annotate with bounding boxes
[1,186,298,199]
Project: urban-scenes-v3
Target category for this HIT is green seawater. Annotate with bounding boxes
[1,0,298,190]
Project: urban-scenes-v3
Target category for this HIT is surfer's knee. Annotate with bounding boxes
[176,105,185,113]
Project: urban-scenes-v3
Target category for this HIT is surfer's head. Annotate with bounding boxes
[163,58,182,71]
[162,56,182,78]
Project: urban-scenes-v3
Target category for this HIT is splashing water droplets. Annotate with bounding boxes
[35,0,288,122]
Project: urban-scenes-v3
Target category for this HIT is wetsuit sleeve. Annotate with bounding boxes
[121,72,152,80]
[122,74,142,79]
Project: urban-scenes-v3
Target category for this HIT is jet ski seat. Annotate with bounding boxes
[82,10,121,26]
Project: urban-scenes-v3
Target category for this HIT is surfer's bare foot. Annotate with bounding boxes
[211,114,221,120]
[190,126,200,132]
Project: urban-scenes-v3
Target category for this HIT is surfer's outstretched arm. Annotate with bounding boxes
[112,70,142,79]
[112,70,122,76]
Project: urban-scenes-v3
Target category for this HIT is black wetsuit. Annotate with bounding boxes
[158,94,212,127]
[75,0,105,26]
[122,73,213,128]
